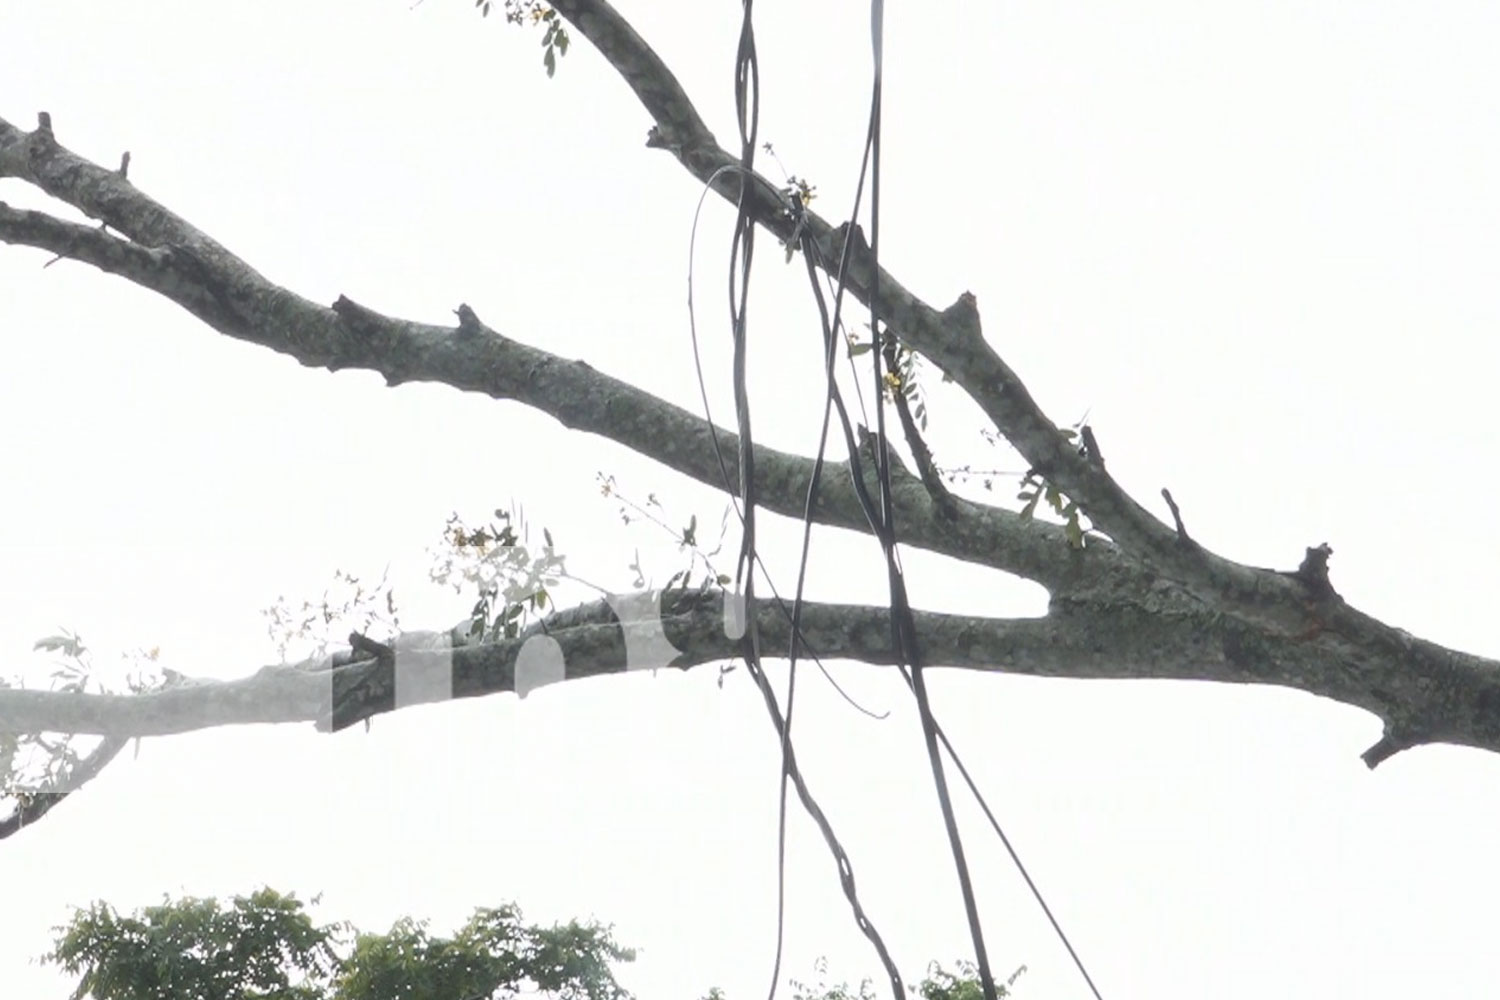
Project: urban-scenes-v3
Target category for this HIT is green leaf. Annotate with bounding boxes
[33,633,83,658]
[848,341,874,356]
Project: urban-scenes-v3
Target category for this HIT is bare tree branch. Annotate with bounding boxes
[544,0,1330,612]
[2,2,1499,770]
[0,586,1464,751]
[0,117,1090,593]
[538,0,1500,763]
[0,735,129,840]
[0,595,1070,736]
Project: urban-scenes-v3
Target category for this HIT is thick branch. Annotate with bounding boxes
[4,105,1500,764]
[0,117,1096,593]
[545,0,1316,615]
[536,0,1500,768]
[0,735,129,840]
[1,588,1494,758]
[0,595,1082,736]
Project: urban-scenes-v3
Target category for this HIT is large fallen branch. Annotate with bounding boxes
[1,2,1498,774]
[0,588,1402,745]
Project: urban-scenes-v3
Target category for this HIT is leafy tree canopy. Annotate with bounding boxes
[42,889,1010,1000]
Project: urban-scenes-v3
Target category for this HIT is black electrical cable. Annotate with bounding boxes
[684,7,1107,999]
[697,197,1109,1000]
[764,6,996,993]
[770,199,864,1000]
[795,212,1108,1000]
[728,0,758,605]
[859,6,1001,999]
[725,8,779,994]
[790,238,1110,1000]
[723,7,907,1000]
[936,724,1109,1000]
[686,162,885,727]
[724,8,786,997]
[694,204,1110,1000]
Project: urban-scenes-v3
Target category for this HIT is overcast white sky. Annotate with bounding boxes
[4,1,1500,998]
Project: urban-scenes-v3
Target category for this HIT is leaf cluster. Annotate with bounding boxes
[434,505,566,642]
[2,631,162,814]
[783,956,1021,1000]
[1015,418,1096,549]
[476,1,572,77]
[262,570,400,664]
[46,888,342,1000]
[600,473,733,593]
[44,890,635,1000]
[847,329,928,430]
[1016,468,1087,549]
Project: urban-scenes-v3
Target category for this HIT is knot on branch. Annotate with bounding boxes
[454,302,486,337]
[1161,487,1193,545]
[1292,542,1336,600]
[331,294,385,336]
[941,291,981,340]
[348,631,394,661]
[1361,727,1418,769]
[644,124,681,152]
[330,294,410,381]
[832,221,871,271]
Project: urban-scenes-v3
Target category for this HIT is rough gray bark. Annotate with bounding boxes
[2,0,1498,771]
